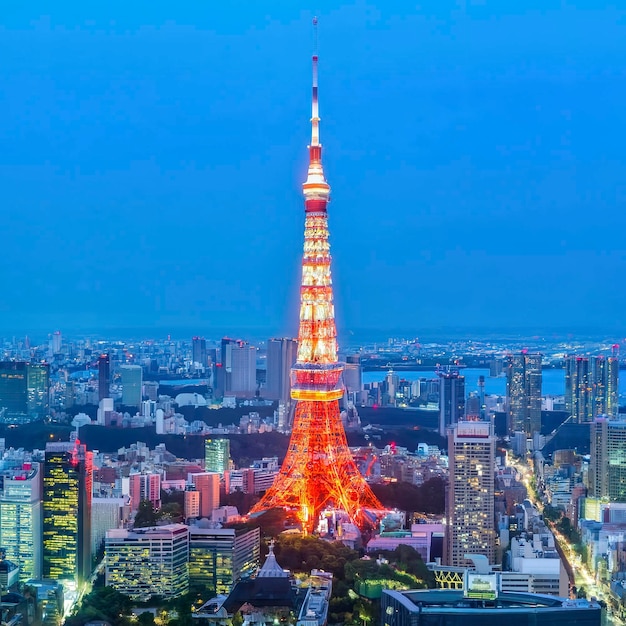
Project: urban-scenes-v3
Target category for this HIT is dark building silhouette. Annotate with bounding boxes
[0,362,49,423]
[192,337,207,367]
[265,338,297,406]
[438,368,465,436]
[98,354,110,401]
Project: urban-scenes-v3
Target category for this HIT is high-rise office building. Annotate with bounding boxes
[565,356,593,423]
[593,356,619,417]
[216,338,234,398]
[205,439,230,475]
[266,338,298,405]
[343,355,362,398]
[565,355,619,422]
[50,331,62,355]
[91,497,126,556]
[438,368,465,437]
[188,525,260,597]
[98,354,110,401]
[590,417,626,501]
[216,339,256,397]
[120,365,142,408]
[192,337,207,367]
[0,362,49,423]
[105,524,189,600]
[0,462,43,581]
[506,353,542,435]
[446,421,496,567]
[230,343,257,396]
[43,441,93,585]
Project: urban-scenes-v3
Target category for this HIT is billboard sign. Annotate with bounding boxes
[464,572,499,600]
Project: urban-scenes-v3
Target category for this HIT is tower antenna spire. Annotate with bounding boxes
[311,16,320,147]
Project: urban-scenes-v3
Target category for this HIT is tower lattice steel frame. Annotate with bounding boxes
[250,21,382,531]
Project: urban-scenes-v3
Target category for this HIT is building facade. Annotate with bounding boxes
[590,417,626,501]
[0,362,49,423]
[446,421,496,566]
[565,357,593,423]
[128,472,161,512]
[205,439,230,475]
[105,524,189,600]
[438,369,465,437]
[120,365,143,408]
[266,338,298,406]
[230,343,257,397]
[98,354,110,401]
[43,441,93,585]
[0,462,43,581]
[192,337,207,368]
[593,355,619,417]
[189,472,220,518]
[188,525,260,597]
[566,355,619,423]
[506,353,542,435]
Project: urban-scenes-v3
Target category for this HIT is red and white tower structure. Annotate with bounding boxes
[251,21,382,531]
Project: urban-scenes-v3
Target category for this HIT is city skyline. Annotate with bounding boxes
[2,2,625,335]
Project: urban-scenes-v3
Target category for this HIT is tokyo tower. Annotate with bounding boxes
[250,21,382,532]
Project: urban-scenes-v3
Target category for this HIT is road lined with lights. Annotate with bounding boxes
[509,456,623,625]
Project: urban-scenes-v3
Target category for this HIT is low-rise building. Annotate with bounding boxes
[188,523,260,597]
[105,524,189,600]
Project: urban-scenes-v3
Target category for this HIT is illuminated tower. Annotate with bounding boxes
[251,22,382,530]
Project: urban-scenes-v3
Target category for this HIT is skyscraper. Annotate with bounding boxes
[343,355,362,399]
[98,354,110,401]
[192,337,207,367]
[250,26,382,530]
[230,343,257,397]
[589,417,626,501]
[593,355,619,417]
[266,338,298,406]
[565,355,619,422]
[0,362,49,423]
[565,356,593,423]
[506,352,542,435]
[120,365,142,408]
[50,331,62,355]
[446,421,496,567]
[0,462,43,581]
[43,441,93,585]
[438,368,465,437]
[205,439,230,475]
[216,338,237,398]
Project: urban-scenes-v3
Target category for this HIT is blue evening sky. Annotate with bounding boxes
[1,1,624,339]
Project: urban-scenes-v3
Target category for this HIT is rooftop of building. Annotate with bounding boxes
[385,589,602,613]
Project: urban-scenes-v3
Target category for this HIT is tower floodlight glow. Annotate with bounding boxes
[250,20,382,531]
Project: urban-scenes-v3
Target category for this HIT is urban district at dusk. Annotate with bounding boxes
[0,4,622,626]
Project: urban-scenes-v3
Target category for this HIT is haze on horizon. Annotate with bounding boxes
[1,1,624,338]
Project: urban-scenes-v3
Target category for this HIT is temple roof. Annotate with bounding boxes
[257,541,289,579]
